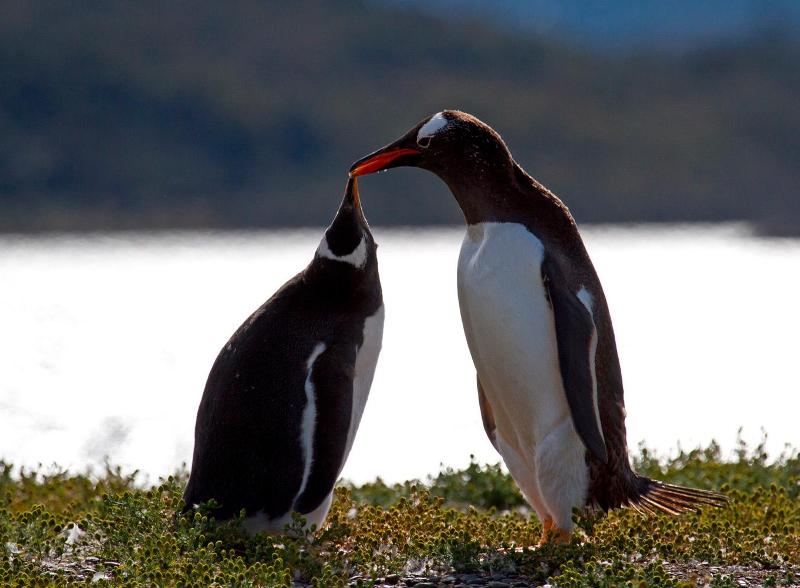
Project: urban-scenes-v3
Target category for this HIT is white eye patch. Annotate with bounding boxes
[417,112,448,144]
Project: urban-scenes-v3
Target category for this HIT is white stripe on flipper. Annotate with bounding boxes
[316,236,367,268]
[576,286,604,444]
[417,112,448,142]
[295,342,326,507]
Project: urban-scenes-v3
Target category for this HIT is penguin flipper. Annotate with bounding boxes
[292,343,357,516]
[542,259,608,464]
[476,375,499,452]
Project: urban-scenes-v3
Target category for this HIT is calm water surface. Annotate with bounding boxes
[1,224,798,483]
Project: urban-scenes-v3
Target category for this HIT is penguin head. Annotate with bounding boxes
[314,177,376,273]
[349,110,513,184]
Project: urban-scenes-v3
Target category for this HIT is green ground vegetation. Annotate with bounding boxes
[1,438,798,586]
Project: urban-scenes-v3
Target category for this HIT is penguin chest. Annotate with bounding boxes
[343,304,385,465]
[457,222,572,447]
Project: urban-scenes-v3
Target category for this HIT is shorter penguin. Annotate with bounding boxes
[183,177,384,534]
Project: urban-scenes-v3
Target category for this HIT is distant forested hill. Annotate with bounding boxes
[1,0,798,231]
[382,0,800,52]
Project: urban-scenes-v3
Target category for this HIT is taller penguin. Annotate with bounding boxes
[184,178,384,534]
[350,110,724,543]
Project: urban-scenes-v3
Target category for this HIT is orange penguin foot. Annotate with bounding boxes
[538,518,571,545]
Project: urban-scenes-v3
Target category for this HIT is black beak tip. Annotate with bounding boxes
[343,176,361,208]
[348,151,376,176]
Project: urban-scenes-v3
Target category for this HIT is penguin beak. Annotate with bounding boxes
[343,176,369,225]
[349,144,420,177]
[344,176,361,208]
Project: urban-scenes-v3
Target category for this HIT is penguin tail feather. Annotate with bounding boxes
[629,477,729,516]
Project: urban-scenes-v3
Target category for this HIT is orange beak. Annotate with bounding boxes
[349,148,419,177]
[342,176,362,209]
[351,177,360,208]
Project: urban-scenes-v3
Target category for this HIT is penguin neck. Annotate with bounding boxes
[315,233,368,269]
[436,160,523,225]
[313,198,371,271]
[438,161,576,231]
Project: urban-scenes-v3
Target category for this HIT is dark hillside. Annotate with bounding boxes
[383,0,800,52]
[0,0,797,231]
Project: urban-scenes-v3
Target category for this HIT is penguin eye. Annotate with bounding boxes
[417,135,432,149]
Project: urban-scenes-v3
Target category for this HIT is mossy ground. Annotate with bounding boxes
[1,438,798,587]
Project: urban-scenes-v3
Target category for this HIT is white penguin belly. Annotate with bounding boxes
[457,222,577,457]
[342,305,384,468]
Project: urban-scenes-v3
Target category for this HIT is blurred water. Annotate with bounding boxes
[0,224,798,484]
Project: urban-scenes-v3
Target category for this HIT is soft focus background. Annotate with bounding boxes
[1,0,798,483]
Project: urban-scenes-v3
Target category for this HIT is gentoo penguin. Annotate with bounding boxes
[183,177,384,534]
[350,111,725,543]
